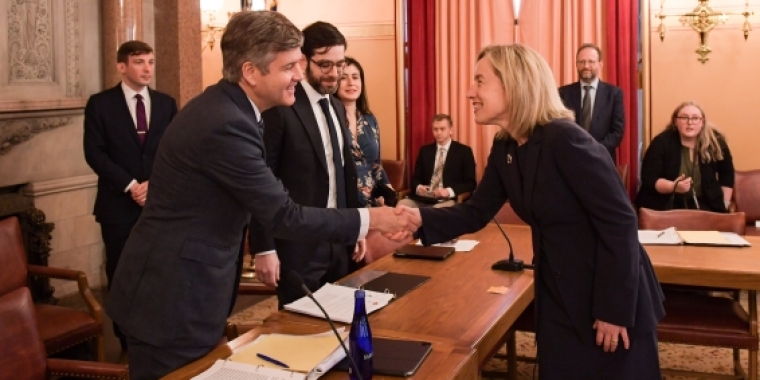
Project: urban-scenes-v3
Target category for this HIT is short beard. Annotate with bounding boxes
[306,67,338,95]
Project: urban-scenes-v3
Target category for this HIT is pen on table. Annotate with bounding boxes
[657,230,667,238]
[257,353,290,368]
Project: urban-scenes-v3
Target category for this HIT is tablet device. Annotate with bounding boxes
[335,338,433,377]
[393,245,455,261]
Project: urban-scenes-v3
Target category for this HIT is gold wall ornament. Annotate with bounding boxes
[655,0,756,64]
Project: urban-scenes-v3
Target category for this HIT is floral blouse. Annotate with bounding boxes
[352,113,390,207]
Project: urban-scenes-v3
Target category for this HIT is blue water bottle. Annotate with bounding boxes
[349,289,373,380]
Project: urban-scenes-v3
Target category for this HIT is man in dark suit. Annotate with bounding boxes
[398,114,476,208]
[104,12,410,380]
[83,40,177,351]
[559,43,625,162]
[251,22,364,306]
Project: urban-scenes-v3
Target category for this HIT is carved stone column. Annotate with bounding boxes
[154,1,203,107]
[101,0,144,88]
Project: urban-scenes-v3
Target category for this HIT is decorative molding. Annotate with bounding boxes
[338,23,395,39]
[8,0,54,83]
[65,0,81,98]
[0,116,72,155]
[21,174,97,197]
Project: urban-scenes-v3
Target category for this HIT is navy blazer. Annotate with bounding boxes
[106,80,362,348]
[417,119,664,347]
[635,128,734,212]
[83,84,177,224]
[559,81,625,161]
[409,140,477,201]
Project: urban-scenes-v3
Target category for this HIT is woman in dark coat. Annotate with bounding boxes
[393,44,665,379]
[636,101,734,212]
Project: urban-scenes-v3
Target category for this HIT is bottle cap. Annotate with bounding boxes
[355,289,366,298]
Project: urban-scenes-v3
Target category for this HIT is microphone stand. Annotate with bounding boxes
[491,217,533,271]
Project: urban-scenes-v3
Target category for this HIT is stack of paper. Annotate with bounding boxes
[638,227,751,246]
[284,283,394,323]
[415,239,480,252]
[193,360,306,380]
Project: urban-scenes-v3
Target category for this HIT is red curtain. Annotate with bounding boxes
[406,0,436,175]
[605,0,639,199]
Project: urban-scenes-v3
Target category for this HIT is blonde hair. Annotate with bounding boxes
[477,44,574,140]
[666,101,725,162]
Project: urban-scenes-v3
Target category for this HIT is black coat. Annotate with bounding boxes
[409,140,477,200]
[559,81,625,161]
[635,128,734,212]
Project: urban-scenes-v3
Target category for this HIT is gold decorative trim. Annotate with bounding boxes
[0,116,72,155]
[339,23,395,39]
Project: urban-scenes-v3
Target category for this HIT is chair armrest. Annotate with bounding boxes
[47,358,128,379]
[456,192,471,203]
[28,265,103,322]
[397,189,410,200]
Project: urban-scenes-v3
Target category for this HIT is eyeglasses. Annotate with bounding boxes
[576,60,598,66]
[676,116,703,124]
[310,58,346,74]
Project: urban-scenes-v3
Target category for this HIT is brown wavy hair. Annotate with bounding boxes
[665,101,725,162]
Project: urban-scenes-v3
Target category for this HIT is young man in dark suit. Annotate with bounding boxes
[83,40,177,352]
[558,43,625,162]
[398,114,476,208]
[104,12,411,379]
[251,21,365,306]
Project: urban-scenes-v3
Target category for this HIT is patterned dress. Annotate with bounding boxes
[352,113,390,207]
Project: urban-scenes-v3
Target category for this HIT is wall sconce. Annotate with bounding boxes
[201,0,225,51]
[655,0,755,64]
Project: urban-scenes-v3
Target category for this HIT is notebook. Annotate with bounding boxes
[335,338,433,377]
[360,272,431,299]
[393,245,455,260]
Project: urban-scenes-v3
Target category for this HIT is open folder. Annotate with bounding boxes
[284,283,394,323]
[638,227,751,247]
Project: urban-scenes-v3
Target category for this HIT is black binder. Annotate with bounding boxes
[393,245,455,261]
[360,272,431,299]
[335,337,433,376]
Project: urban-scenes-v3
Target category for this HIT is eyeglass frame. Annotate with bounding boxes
[309,58,347,74]
[576,59,599,67]
[676,116,704,124]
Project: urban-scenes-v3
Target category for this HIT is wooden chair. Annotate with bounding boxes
[616,163,629,189]
[381,159,410,200]
[734,169,760,236]
[638,208,757,379]
[0,216,104,361]
[0,287,127,380]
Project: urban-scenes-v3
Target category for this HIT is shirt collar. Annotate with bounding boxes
[121,81,149,100]
[580,77,600,90]
[301,79,330,105]
[247,99,262,124]
[437,139,452,151]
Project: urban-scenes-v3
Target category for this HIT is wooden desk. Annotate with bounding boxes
[268,224,535,367]
[162,322,478,380]
[644,235,760,290]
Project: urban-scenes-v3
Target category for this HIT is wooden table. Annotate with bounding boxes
[162,322,478,380]
[267,224,536,368]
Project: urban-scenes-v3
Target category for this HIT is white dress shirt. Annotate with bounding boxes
[121,82,151,193]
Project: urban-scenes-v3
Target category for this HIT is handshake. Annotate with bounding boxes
[364,206,422,257]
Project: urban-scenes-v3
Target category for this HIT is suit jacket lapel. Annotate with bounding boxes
[114,84,143,149]
[569,82,583,120]
[590,81,608,131]
[292,84,329,173]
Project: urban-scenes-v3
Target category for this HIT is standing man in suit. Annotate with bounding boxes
[105,12,411,380]
[251,22,364,306]
[83,40,177,352]
[559,43,625,162]
[398,114,476,208]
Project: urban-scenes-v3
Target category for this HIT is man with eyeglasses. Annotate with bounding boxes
[559,43,625,163]
[250,21,363,306]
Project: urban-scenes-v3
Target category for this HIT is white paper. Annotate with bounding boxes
[283,283,394,324]
[755,220,760,228]
[415,239,480,252]
[720,232,752,246]
[638,228,683,245]
[192,360,306,380]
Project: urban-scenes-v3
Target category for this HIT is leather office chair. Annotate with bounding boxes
[638,208,757,379]
[381,159,410,200]
[734,169,760,236]
[0,287,128,380]
[616,164,629,189]
[0,216,104,361]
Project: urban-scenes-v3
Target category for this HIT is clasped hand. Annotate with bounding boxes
[367,206,421,241]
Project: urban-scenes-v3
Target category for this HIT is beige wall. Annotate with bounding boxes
[648,0,760,170]
[201,0,401,158]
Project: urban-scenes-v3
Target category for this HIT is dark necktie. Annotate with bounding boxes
[135,94,147,146]
[318,98,346,208]
[581,85,592,131]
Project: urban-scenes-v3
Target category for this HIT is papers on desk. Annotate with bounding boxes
[283,283,394,323]
[415,239,480,252]
[638,227,751,247]
[192,360,306,380]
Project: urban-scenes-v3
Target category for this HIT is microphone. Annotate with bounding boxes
[490,217,532,271]
[285,271,363,380]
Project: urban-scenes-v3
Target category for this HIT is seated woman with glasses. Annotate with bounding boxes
[635,101,734,212]
[336,57,394,207]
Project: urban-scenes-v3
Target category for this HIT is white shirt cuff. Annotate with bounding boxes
[446,187,455,199]
[357,208,369,240]
[125,179,137,193]
[255,250,276,256]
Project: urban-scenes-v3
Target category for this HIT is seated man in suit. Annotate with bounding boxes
[398,114,476,208]
[558,43,625,162]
